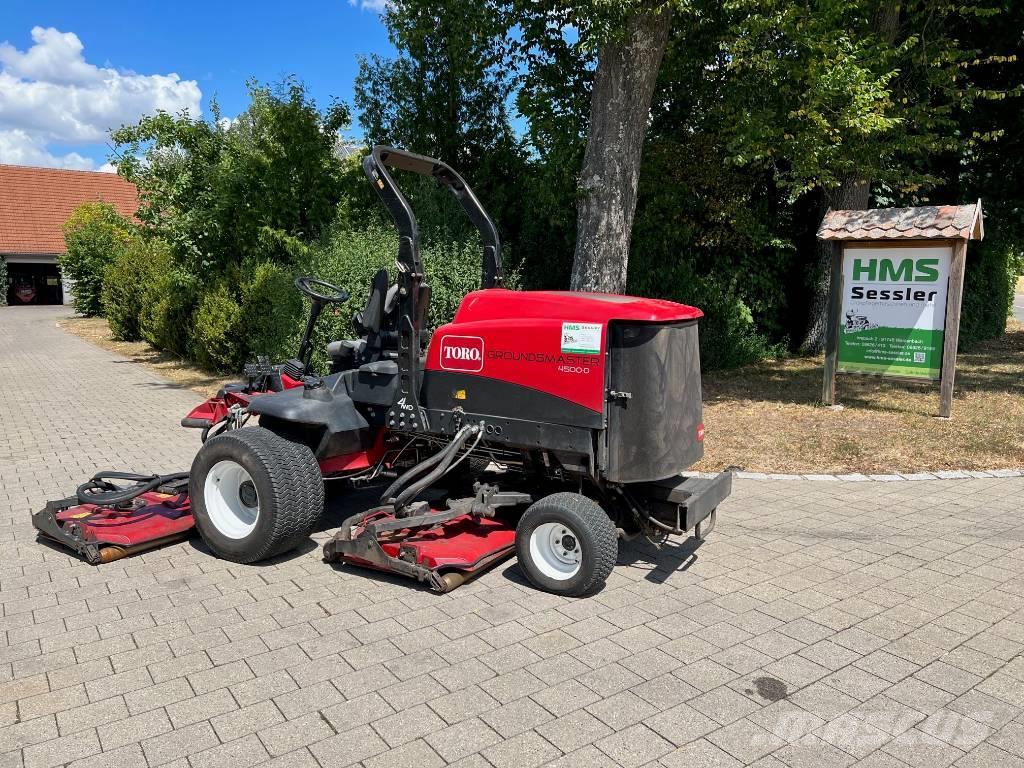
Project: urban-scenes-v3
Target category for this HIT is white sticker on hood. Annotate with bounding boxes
[561,322,602,354]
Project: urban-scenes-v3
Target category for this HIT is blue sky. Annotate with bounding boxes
[0,0,394,170]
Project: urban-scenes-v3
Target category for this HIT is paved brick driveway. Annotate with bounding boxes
[2,305,1024,768]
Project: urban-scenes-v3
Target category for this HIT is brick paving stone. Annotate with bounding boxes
[596,723,674,767]
[320,691,394,731]
[66,743,147,768]
[4,307,1024,768]
[361,738,446,768]
[309,725,388,766]
[423,718,503,762]
[707,717,787,764]
[371,702,449,747]
[96,708,173,751]
[0,715,60,754]
[258,711,334,756]
[55,696,129,735]
[22,729,101,768]
[122,677,194,716]
[140,721,218,766]
[188,734,270,768]
[483,730,562,768]
[537,709,613,753]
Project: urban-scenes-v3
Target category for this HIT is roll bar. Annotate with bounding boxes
[362,146,503,288]
[362,146,503,434]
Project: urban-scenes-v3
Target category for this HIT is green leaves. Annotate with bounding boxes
[60,202,138,317]
[110,79,350,277]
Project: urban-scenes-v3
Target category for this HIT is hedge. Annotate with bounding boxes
[100,222,519,373]
[960,236,1024,348]
[59,203,136,317]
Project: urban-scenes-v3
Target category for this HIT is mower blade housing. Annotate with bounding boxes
[324,508,516,592]
[32,492,194,564]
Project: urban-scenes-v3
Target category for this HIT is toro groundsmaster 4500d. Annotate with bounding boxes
[33,146,731,596]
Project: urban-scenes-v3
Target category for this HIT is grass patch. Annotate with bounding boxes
[59,317,233,398]
[695,322,1024,473]
[61,315,1024,473]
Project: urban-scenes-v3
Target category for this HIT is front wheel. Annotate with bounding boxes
[189,427,324,563]
[515,492,618,596]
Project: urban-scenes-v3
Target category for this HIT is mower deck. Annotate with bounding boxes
[32,491,194,564]
[324,506,518,592]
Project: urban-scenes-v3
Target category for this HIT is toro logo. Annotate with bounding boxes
[440,335,485,373]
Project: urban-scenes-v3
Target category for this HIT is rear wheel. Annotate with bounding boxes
[515,492,618,596]
[189,427,324,563]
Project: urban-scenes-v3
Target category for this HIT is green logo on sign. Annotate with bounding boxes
[852,258,940,282]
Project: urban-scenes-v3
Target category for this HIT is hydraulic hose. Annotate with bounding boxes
[379,424,474,504]
[76,471,189,506]
[392,425,480,511]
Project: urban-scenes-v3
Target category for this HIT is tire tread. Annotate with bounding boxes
[517,492,617,596]
[191,426,324,563]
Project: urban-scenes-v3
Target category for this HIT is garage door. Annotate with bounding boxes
[6,262,64,305]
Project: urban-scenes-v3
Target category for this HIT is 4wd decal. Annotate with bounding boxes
[440,335,485,372]
[561,322,602,354]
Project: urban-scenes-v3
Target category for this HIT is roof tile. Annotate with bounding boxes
[0,165,138,255]
[817,202,983,242]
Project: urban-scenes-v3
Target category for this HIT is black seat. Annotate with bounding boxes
[354,268,390,336]
[328,269,400,372]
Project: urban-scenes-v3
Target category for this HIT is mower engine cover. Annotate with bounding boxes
[422,289,707,483]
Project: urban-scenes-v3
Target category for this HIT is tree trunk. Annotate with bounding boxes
[800,2,900,353]
[570,2,673,293]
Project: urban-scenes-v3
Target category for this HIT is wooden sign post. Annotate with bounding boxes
[817,203,984,418]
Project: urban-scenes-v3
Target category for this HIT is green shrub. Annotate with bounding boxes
[190,283,244,371]
[294,223,521,372]
[139,268,199,358]
[60,203,136,316]
[0,257,7,307]
[960,237,1024,348]
[628,256,784,371]
[102,238,171,341]
[239,260,304,362]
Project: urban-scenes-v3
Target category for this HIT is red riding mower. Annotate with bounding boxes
[33,146,731,596]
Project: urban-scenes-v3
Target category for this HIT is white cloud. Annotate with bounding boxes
[0,26,202,169]
[348,0,389,13]
[0,129,95,169]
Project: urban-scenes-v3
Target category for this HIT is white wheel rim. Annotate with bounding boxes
[204,460,259,539]
[529,522,582,581]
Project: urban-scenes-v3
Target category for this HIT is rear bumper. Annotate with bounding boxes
[679,472,732,530]
[636,470,732,532]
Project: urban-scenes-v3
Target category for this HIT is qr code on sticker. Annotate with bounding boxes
[914,352,926,363]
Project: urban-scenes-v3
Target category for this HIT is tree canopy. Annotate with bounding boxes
[112,79,350,274]
[95,1,1023,372]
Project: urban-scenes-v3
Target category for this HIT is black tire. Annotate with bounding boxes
[189,426,324,563]
[515,492,618,596]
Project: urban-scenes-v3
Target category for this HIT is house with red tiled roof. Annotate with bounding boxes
[0,165,138,305]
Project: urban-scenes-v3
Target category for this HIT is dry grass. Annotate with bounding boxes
[61,315,1024,473]
[694,322,1024,473]
[59,317,233,398]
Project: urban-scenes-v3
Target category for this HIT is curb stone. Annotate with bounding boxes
[685,468,1024,482]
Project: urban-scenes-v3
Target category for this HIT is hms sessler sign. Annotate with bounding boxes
[838,245,951,380]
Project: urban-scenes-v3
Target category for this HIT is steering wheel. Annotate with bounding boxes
[294,276,350,304]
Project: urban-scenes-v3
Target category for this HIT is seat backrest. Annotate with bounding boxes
[353,268,389,336]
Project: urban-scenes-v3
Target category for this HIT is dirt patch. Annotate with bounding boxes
[694,322,1024,473]
[59,317,233,398]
